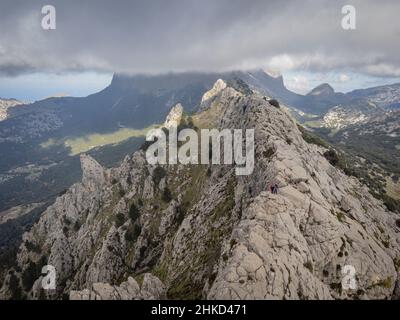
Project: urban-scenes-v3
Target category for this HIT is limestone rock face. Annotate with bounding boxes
[1,80,399,300]
[70,274,165,300]
[80,154,107,186]
[200,79,227,110]
[164,103,183,129]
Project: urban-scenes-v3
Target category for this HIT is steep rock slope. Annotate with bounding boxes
[1,81,400,300]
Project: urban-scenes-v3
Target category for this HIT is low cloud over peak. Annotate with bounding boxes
[0,0,400,77]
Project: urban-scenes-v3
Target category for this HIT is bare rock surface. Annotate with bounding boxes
[164,103,183,129]
[70,273,165,300]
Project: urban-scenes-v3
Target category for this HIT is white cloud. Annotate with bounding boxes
[284,75,310,94]
[266,55,300,74]
[364,64,400,77]
[0,0,400,77]
[339,74,350,82]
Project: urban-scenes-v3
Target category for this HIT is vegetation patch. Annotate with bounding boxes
[376,276,393,289]
[56,126,156,156]
[115,212,125,228]
[162,187,173,203]
[336,211,346,223]
[268,99,280,108]
[298,124,330,149]
[152,166,167,186]
[125,222,141,243]
[22,257,46,291]
[304,261,313,273]
[128,203,140,222]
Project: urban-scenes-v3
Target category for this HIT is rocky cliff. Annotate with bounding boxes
[1,80,399,300]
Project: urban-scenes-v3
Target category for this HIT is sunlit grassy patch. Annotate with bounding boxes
[40,138,57,149]
[303,120,322,128]
[41,125,157,156]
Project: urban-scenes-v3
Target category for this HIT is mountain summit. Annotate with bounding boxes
[307,83,335,97]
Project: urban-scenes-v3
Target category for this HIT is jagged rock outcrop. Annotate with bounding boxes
[200,79,227,110]
[70,273,165,300]
[164,103,183,129]
[1,81,399,300]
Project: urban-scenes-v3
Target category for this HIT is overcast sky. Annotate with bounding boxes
[0,0,400,100]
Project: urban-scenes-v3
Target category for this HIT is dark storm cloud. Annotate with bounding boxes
[0,0,399,76]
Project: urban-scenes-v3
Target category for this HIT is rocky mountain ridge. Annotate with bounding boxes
[1,80,399,300]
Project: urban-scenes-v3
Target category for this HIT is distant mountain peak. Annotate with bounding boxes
[263,69,282,79]
[307,83,335,96]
